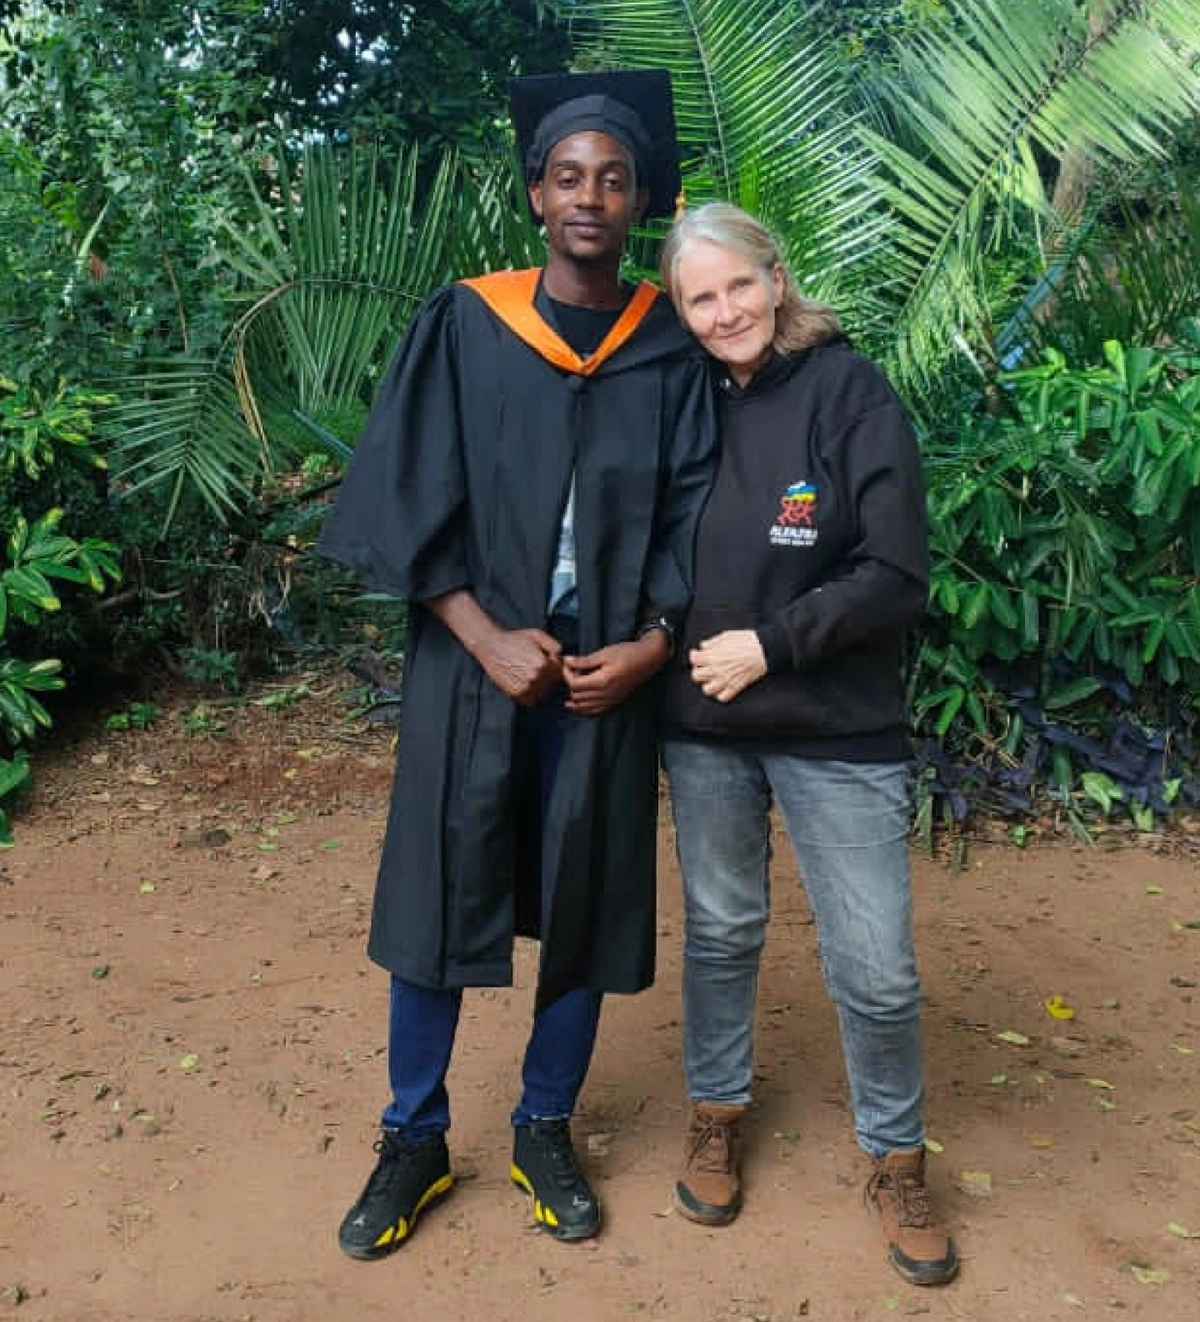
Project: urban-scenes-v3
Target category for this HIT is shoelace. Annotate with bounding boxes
[895,1172,933,1227]
[362,1133,413,1199]
[687,1120,734,1173]
[534,1122,585,1188]
[869,1167,932,1228]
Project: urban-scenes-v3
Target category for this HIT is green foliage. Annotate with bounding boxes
[927,333,1200,690]
[859,0,1200,392]
[1,1,272,380]
[0,4,287,699]
[183,703,227,738]
[252,681,310,711]
[3,507,119,634]
[569,0,1200,403]
[104,701,157,731]
[568,0,884,310]
[0,376,110,478]
[0,382,121,843]
[0,136,111,384]
[914,330,1200,826]
[0,753,29,846]
[824,0,950,62]
[1012,169,1200,367]
[106,138,488,523]
[180,647,241,694]
[260,0,571,160]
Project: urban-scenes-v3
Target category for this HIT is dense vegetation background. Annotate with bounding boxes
[2,0,1199,844]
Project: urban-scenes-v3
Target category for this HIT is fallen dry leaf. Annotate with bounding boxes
[956,1170,993,1198]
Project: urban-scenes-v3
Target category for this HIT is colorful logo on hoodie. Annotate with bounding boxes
[770,480,818,546]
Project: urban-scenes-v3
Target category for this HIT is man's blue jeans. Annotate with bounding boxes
[662,740,925,1158]
[380,977,603,1138]
[379,688,603,1139]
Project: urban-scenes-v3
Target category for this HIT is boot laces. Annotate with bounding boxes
[362,1132,417,1201]
[870,1165,933,1228]
[533,1119,585,1189]
[688,1118,735,1174]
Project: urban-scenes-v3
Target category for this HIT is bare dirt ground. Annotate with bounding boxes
[2,670,1198,1322]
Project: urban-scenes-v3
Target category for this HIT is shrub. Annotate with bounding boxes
[913,330,1200,833]
[0,378,120,843]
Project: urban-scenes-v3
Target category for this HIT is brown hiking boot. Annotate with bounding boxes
[674,1102,746,1226]
[866,1147,959,1285]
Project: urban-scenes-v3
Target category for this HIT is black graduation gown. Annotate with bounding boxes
[318,273,717,1004]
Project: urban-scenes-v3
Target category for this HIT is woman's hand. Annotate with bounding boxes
[690,629,767,703]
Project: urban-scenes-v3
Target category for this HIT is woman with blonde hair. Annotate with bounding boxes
[657,201,957,1287]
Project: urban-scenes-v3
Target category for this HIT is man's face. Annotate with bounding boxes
[528,131,648,266]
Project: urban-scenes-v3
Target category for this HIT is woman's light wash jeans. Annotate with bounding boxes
[662,740,925,1158]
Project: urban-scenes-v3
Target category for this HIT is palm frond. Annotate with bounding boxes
[565,0,885,309]
[1018,172,1200,362]
[108,359,256,526]
[108,140,467,524]
[866,0,1200,389]
[226,140,462,429]
[451,150,548,275]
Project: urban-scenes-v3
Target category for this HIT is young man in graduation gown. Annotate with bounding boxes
[319,69,717,1259]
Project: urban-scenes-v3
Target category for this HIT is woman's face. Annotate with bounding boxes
[673,238,783,385]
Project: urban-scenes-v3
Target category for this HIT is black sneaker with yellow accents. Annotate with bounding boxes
[510,1118,601,1241]
[338,1130,453,1260]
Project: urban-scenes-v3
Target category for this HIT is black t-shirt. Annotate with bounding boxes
[546,295,625,357]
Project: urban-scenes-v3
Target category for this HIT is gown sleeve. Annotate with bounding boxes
[317,286,470,601]
[637,354,719,631]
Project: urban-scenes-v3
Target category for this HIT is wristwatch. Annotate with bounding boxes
[636,614,676,659]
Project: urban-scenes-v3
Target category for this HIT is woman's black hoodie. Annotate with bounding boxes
[660,338,929,761]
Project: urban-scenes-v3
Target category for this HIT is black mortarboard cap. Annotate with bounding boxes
[509,69,682,220]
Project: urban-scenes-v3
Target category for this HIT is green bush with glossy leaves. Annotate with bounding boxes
[912,327,1200,828]
[0,377,121,844]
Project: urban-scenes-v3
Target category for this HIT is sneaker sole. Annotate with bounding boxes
[866,1184,960,1287]
[338,1173,455,1261]
[673,1182,741,1227]
[887,1242,960,1287]
[510,1165,601,1241]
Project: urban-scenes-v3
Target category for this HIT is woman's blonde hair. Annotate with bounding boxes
[660,201,841,354]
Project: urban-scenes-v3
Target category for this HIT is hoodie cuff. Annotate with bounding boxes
[756,621,794,673]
